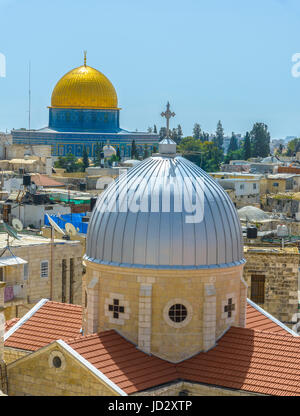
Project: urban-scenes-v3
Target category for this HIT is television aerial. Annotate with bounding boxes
[12,218,24,232]
[65,223,77,237]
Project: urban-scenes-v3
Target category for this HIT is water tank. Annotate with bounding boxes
[247,227,257,239]
[90,197,97,212]
[277,224,289,237]
[23,175,31,186]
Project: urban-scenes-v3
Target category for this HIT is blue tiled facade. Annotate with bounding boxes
[49,108,120,132]
[12,107,158,157]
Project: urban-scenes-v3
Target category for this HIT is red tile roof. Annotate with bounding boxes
[67,327,300,396]
[177,327,300,396]
[5,318,19,332]
[246,303,290,335]
[4,299,300,395]
[66,330,178,395]
[30,174,64,188]
[5,301,82,351]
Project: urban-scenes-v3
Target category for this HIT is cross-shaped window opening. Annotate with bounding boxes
[108,299,125,319]
[224,298,235,318]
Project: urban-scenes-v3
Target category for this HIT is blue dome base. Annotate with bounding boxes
[49,108,120,132]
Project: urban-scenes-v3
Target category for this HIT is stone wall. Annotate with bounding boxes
[243,247,299,326]
[83,261,245,363]
[7,343,118,396]
[4,240,83,320]
[4,347,29,365]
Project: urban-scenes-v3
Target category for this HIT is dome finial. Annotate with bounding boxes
[84,50,87,66]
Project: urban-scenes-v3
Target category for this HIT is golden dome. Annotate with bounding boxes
[51,63,118,109]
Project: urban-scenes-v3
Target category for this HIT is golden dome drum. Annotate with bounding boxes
[51,65,118,109]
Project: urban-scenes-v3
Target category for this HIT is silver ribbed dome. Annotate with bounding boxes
[85,155,244,269]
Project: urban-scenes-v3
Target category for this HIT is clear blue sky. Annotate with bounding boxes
[1,0,300,139]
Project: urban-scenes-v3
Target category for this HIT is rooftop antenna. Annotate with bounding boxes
[84,50,87,67]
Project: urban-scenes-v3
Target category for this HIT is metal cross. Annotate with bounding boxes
[224,298,235,318]
[161,102,175,138]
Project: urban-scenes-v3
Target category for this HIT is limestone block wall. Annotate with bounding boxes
[4,347,29,364]
[7,343,118,396]
[3,240,83,320]
[243,249,299,326]
[84,261,245,363]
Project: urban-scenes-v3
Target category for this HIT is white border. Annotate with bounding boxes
[57,339,127,396]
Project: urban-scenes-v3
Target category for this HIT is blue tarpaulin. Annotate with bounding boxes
[44,213,88,234]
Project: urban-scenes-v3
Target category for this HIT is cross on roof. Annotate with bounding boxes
[161,102,175,138]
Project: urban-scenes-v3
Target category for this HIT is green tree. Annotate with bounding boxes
[82,145,89,171]
[243,132,251,160]
[193,123,201,140]
[153,125,157,134]
[228,132,238,153]
[178,137,223,171]
[152,145,158,154]
[143,144,150,159]
[177,124,183,142]
[250,122,270,157]
[159,127,167,139]
[171,128,178,143]
[94,142,103,166]
[224,148,244,164]
[286,138,300,156]
[147,126,153,133]
[54,153,81,173]
[199,131,209,142]
[214,120,224,150]
[116,147,121,161]
[131,139,138,159]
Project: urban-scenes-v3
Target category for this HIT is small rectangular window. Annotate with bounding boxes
[40,261,49,278]
[253,183,257,190]
[251,275,265,303]
[240,184,244,190]
[24,263,29,281]
[273,182,279,187]
[0,268,4,282]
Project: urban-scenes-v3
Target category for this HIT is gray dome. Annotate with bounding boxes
[85,155,244,269]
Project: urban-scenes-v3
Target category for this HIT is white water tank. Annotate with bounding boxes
[277,224,289,237]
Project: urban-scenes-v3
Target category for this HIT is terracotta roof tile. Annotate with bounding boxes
[245,303,291,335]
[5,318,19,332]
[4,299,300,395]
[5,301,82,351]
[67,327,300,396]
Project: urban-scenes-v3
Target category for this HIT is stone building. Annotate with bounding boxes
[243,245,299,328]
[3,139,300,396]
[0,233,83,320]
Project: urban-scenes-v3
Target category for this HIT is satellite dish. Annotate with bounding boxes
[46,214,65,236]
[12,218,24,232]
[65,223,77,236]
[3,222,21,240]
